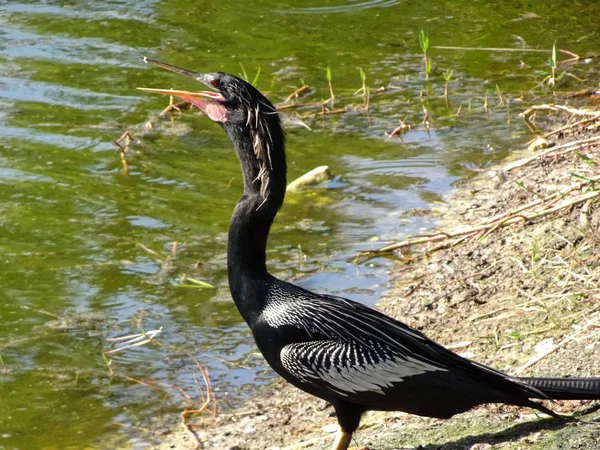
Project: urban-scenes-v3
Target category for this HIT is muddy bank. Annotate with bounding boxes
[155,103,600,450]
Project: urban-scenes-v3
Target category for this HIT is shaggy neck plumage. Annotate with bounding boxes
[225,108,286,320]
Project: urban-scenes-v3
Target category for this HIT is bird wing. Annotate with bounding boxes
[263,283,542,403]
[280,338,446,398]
[268,292,449,399]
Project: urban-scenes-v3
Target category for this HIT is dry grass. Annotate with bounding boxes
[104,328,216,450]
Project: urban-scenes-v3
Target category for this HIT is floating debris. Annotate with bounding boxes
[286,166,334,192]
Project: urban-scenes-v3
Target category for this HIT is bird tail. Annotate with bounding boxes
[520,377,600,400]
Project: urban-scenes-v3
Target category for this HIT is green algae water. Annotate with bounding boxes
[0,1,599,448]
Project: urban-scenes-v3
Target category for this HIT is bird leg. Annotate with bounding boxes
[331,430,352,450]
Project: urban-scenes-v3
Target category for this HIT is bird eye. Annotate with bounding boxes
[211,79,219,88]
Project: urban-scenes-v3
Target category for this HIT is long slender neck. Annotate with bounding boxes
[225,114,286,323]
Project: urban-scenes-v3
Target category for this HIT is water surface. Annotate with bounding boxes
[0,1,599,448]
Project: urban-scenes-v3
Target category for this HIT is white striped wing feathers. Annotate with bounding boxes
[261,285,447,397]
[280,339,444,396]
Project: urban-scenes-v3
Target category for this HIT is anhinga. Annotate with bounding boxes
[139,58,600,450]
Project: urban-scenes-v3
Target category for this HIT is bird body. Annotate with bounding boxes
[254,280,551,420]
[140,59,600,450]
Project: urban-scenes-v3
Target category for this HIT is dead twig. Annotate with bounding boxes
[300,108,346,120]
[539,116,600,140]
[359,186,599,259]
[432,46,549,53]
[385,117,411,140]
[159,99,192,117]
[181,409,203,450]
[559,52,600,66]
[104,325,217,448]
[284,85,310,103]
[515,320,599,375]
[504,135,600,171]
[276,102,326,111]
[521,104,600,119]
[104,328,163,354]
[113,130,132,175]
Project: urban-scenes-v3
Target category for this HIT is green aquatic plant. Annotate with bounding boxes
[544,41,566,89]
[418,30,432,81]
[239,62,261,87]
[326,66,335,105]
[357,67,370,111]
[442,69,453,103]
[359,67,367,92]
[495,84,505,106]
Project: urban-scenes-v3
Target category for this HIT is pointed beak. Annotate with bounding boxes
[137,57,225,102]
[138,57,228,123]
[137,87,224,101]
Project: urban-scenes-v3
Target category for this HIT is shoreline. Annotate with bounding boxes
[155,102,600,450]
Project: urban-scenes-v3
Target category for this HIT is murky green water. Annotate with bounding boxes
[0,1,598,448]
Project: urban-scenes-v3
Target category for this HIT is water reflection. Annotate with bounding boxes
[277,0,402,14]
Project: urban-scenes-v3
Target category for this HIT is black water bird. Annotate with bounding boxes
[139,58,600,450]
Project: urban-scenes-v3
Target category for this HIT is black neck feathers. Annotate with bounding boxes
[223,95,286,319]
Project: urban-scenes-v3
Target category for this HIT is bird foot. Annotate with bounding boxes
[331,431,352,450]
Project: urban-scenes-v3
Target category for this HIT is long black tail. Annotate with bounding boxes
[521,377,600,400]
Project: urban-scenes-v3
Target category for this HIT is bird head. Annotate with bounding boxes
[138,57,286,206]
[138,57,260,122]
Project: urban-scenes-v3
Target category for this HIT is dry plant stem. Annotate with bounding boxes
[301,108,346,119]
[478,214,516,240]
[114,130,132,147]
[439,260,502,290]
[559,52,600,66]
[515,321,598,375]
[361,188,599,257]
[180,365,214,449]
[193,360,216,417]
[485,174,600,223]
[580,199,591,227]
[137,99,192,134]
[354,79,367,96]
[433,46,549,53]
[181,410,202,450]
[496,89,505,106]
[159,100,191,117]
[277,101,323,111]
[423,111,430,130]
[284,85,310,103]
[521,104,600,118]
[504,135,600,171]
[163,383,191,402]
[484,91,489,115]
[105,328,217,438]
[119,151,129,175]
[123,375,165,392]
[540,116,600,140]
[386,118,411,140]
[105,328,163,353]
[113,130,132,175]
[469,298,536,322]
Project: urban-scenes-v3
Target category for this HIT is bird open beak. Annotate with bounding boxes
[138,57,228,122]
